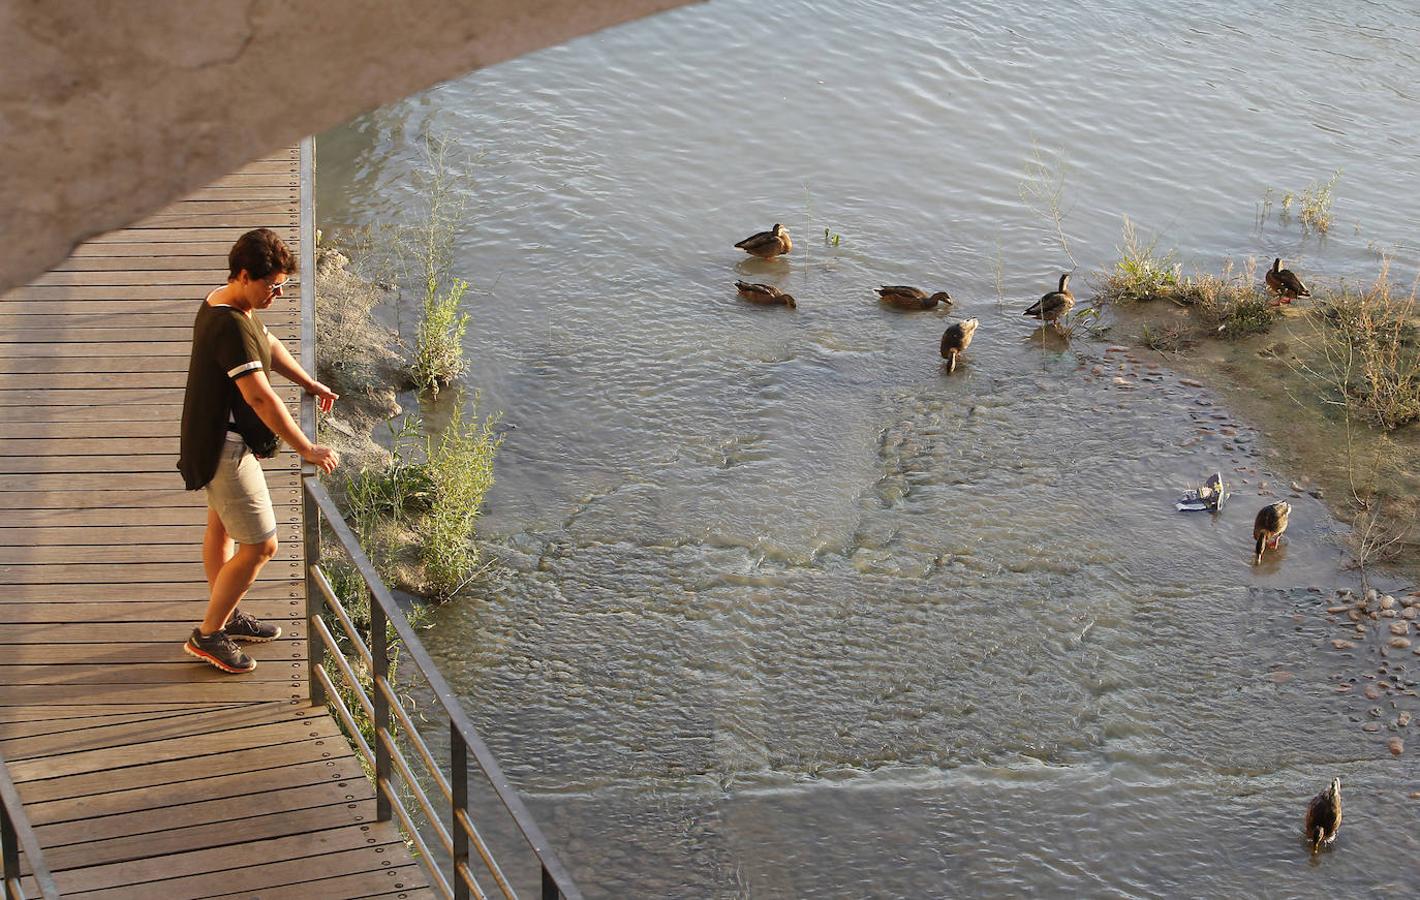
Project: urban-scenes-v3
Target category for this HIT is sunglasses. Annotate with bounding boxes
[264,277,291,296]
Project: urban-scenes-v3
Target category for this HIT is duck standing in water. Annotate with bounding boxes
[734,280,796,308]
[877,285,952,310]
[1023,273,1075,327]
[1253,500,1291,563]
[735,224,793,259]
[940,318,979,373]
[1265,258,1310,303]
[1303,777,1342,852]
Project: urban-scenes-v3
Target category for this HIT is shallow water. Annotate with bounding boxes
[317,0,1420,895]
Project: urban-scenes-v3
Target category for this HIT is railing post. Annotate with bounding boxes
[371,586,392,822]
[304,478,326,708]
[451,723,469,900]
[543,866,560,900]
[1,799,18,900]
[298,135,323,710]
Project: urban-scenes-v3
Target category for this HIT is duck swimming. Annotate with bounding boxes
[735,280,796,308]
[1303,777,1341,853]
[877,285,951,310]
[939,318,979,373]
[1023,273,1075,326]
[735,224,793,260]
[1253,500,1291,563]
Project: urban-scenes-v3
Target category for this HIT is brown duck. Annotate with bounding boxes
[1303,777,1341,853]
[1252,500,1291,563]
[877,285,952,310]
[1265,258,1310,303]
[1023,273,1075,325]
[939,318,979,373]
[735,280,796,308]
[735,224,793,259]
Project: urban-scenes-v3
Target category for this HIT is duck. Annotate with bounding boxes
[735,280,796,308]
[1303,777,1342,853]
[1023,273,1075,326]
[877,285,952,310]
[735,224,793,259]
[939,318,979,373]
[1252,500,1291,563]
[1265,258,1310,303]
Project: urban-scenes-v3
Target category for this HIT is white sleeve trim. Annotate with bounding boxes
[227,360,263,378]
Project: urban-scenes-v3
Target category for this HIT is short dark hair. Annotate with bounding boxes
[228,228,296,281]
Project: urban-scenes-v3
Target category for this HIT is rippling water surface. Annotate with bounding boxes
[317,0,1420,895]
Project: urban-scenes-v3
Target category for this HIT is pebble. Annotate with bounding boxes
[1327,606,1350,614]
[1411,792,1420,800]
[1400,712,1413,727]
[1390,737,1405,757]
[1382,610,1397,619]
[1332,639,1357,650]
[1364,684,1382,700]
[1367,588,1380,603]
[1369,707,1384,718]
[1347,609,1363,621]
[1268,671,1295,685]
[1335,684,1353,693]
[1180,378,1204,387]
[1381,595,1397,610]
[1391,622,1411,636]
[1290,481,1304,492]
[1390,638,1413,649]
[1364,722,1382,732]
[1405,607,1418,620]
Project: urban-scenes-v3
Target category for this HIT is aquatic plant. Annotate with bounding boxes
[1018,140,1077,268]
[420,399,504,599]
[1098,217,1182,304]
[1261,170,1341,236]
[410,275,471,394]
[1294,266,1420,430]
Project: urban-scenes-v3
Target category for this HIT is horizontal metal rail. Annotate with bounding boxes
[0,749,60,900]
[304,475,582,900]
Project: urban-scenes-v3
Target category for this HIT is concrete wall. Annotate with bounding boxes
[0,0,693,293]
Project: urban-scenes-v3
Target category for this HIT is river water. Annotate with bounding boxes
[316,0,1420,896]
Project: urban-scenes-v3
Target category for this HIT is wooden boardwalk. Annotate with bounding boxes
[0,147,431,898]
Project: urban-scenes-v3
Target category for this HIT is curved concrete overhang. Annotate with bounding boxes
[0,0,695,293]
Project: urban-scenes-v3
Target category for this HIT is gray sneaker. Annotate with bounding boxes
[183,628,257,674]
[226,608,282,643]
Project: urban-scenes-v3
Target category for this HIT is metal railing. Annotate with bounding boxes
[0,750,60,900]
[302,477,583,900]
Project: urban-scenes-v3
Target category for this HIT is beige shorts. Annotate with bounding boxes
[205,436,278,545]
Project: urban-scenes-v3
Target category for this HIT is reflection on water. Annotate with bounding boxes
[317,0,1420,894]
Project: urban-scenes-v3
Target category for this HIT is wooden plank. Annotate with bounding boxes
[52,255,243,272]
[1,701,309,762]
[7,715,336,785]
[0,540,300,565]
[0,522,302,546]
[0,454,301,474]
[185,186,300,201]
[3,284,304,301]
[24,754,345,826]
[0,559,304,586]
[198,864,429,900]
[0,355,193,374]
[0,620,304,645]
[0,638,305,666]
[31,269,235,287]
[37,780,366,848]
[66,241,245,258]
[2,679,305,708]
[85,228,299,245]
[0,324,299,342]
[47,822,405,896]
[0,707,234,742]
[209,173,301,187]
[4,505,301,527]
[0,308,297,325]
[0,658,308,686]
[0,600,303,624]
[146,200,300,220]
[0,485,303,510]
[0,434,185,453]
[0,472,302,492]
[0,341,300,360]
[0,420,185,439]
[0,580,303,605]
[13,725,344,804]
[0,704,234,728]
[0,368,312,392]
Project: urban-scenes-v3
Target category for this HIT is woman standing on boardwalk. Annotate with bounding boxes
[177,228,339,674]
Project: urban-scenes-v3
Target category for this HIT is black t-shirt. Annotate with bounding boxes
[177,300,278,490]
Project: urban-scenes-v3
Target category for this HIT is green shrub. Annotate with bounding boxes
[1098,217,1182,304]
[420,401,504,598]
[409,276,470,395]
[1309,275,1420,429]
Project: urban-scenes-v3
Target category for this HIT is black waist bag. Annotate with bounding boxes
[229,421,280,459]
